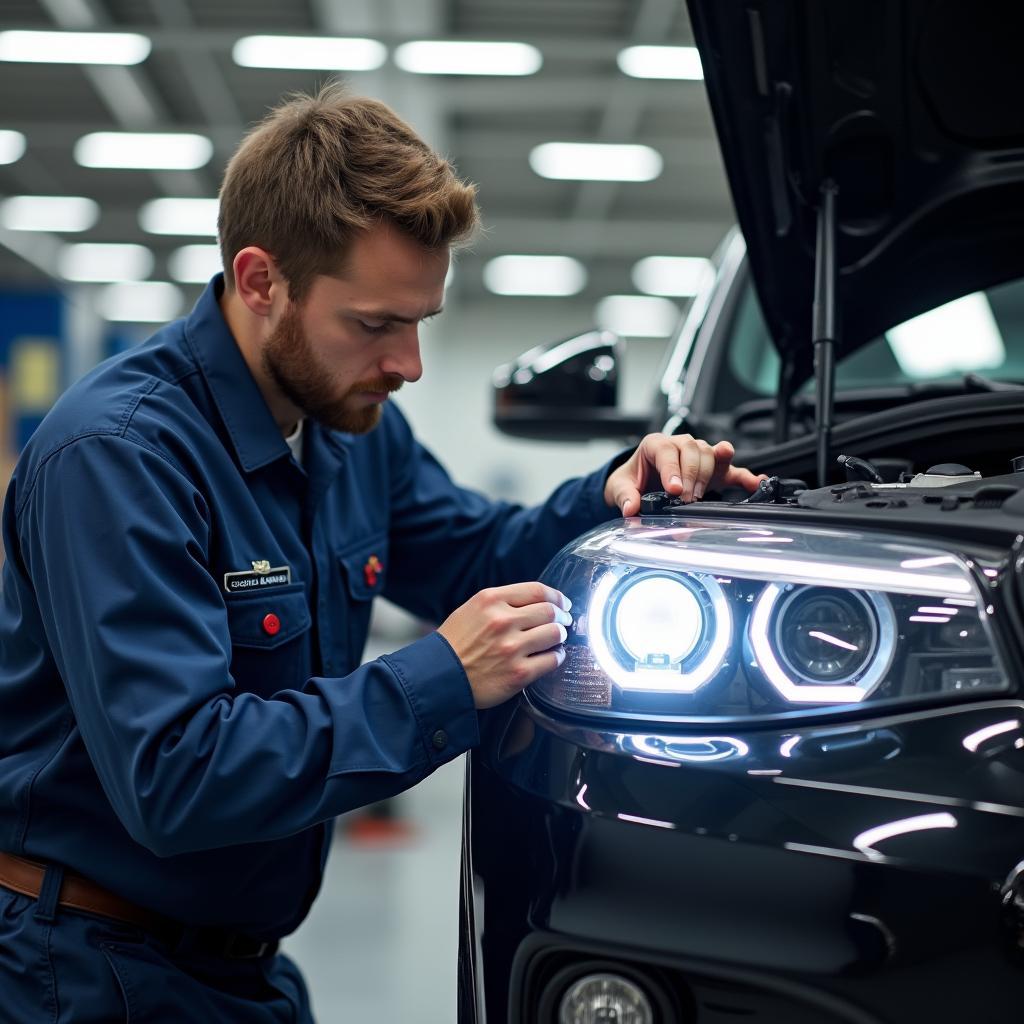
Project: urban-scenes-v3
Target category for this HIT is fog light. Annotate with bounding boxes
[559,972,654,1023]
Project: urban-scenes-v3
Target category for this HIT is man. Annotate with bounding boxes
[0,87,761,1021]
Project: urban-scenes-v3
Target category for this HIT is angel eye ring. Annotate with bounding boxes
[749,584,896,704]
[589,569,731,693]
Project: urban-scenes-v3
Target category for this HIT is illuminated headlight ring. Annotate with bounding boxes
[590,569,732,693]
[750,583,896,704]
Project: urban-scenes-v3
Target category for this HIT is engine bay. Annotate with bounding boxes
[641,454,1024,551]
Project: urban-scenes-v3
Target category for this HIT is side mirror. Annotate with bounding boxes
[492,329,650,441]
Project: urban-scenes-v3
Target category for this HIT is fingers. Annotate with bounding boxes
[712,439,735,463]
[612,481,642,518]
[721,465,768,493]
[650,433,718,503]
[607,448,643,517]
[678,441,700,501]
[497,581,572,612]
[524,647,566,681]
[605,433,754,515]
[647,433,686,499]
[710,441,764,493]
[515,600,573,630]
[693,442,716,501]
[521,621,568,657]
[439,583,574,709]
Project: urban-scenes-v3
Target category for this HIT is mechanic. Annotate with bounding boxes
[0,87,762,1022]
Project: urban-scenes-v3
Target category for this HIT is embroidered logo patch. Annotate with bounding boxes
[223,563,292,594]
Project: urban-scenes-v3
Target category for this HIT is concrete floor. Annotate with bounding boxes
[282,753,466,1023]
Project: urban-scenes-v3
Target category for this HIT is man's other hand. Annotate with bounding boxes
[438,582,572,709]
[605,433,764,516]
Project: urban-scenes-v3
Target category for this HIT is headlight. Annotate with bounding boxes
[590,570,730,692]
[534,518,1007,721]
[749,584,896,703]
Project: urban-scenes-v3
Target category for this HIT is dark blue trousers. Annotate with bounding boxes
[0,882,314,1022]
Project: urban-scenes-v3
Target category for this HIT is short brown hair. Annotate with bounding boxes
[218,85,479,298]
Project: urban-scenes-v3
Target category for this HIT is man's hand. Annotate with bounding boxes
[438,582,572,709]
[605,433,764,516]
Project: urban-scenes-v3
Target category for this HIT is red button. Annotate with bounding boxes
[262,613,281,636]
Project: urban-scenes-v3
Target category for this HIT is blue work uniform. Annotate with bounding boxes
[0,276,618,1021]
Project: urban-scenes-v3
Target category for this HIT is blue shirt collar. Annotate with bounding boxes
[183,275,291,473]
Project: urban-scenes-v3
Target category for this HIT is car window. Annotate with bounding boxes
[715,275,1024,410]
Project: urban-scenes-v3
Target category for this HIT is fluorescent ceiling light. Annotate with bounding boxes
[233,35,386,70]
[59,242,154,282]
[169,244,222,284]
[886,292,1005,378]
[395,40,541,76]
[617,45,703,80]
[97,282,183,323]
[74,132,213,170]
[530,143,663,182]
[0,30,151,65]
[0,195,98,232]
[632,256,712,297]
[140,197,219,237]
[0,130,26,165]
[483,255,586,296]
[595,295,679,337]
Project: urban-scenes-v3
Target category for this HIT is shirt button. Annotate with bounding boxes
[262,613,281,636]
[431,729,448,751]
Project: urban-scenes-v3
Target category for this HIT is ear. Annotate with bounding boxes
[231,247,284,318]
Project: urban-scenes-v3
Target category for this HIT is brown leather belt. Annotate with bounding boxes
[0,850,166,932]
[0,851,274,959]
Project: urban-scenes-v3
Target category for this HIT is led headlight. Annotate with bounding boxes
[533,519,1007,721]
[589,570,730,692]
[749,584,896,703]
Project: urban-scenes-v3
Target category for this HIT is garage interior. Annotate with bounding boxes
[0,1,731,1020]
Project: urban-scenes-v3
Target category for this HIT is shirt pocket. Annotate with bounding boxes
[337,535,388,671]
[224,582,312,696]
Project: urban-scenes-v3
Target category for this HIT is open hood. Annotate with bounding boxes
[687,0,1024,376]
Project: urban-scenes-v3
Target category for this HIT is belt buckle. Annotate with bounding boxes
[222,932,272,960]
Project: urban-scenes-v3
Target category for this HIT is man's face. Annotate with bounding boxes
[262,222,449,433]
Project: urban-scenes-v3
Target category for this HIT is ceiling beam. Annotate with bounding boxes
[568,0,682,248]
[34,0,212,196]
[146,0,245,130]
[473,216,729,258]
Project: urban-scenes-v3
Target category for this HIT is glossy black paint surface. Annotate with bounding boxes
[688,0,1024,375]
[462,697,1024,1022]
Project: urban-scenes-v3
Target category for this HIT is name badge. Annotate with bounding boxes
[224,561,292,594]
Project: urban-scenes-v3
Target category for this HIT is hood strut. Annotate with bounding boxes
[812,180,839,486]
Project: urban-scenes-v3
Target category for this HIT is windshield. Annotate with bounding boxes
[714,274,1024,410]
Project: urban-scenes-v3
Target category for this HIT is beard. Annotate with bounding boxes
[262,303,403,434]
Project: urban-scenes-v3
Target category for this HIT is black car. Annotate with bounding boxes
[461,2,1024,1022]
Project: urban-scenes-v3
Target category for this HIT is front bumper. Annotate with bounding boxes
[461,696,1024,1022]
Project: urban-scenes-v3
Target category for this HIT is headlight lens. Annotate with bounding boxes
[590,570,730,692]
[750,584,896,703]
[534,518,1007,721]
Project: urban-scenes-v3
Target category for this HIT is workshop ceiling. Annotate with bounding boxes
[0,0,734,315]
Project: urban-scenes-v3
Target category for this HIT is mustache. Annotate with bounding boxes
[350,375,405,395]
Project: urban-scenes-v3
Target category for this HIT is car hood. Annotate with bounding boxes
[687,0,1024,376]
